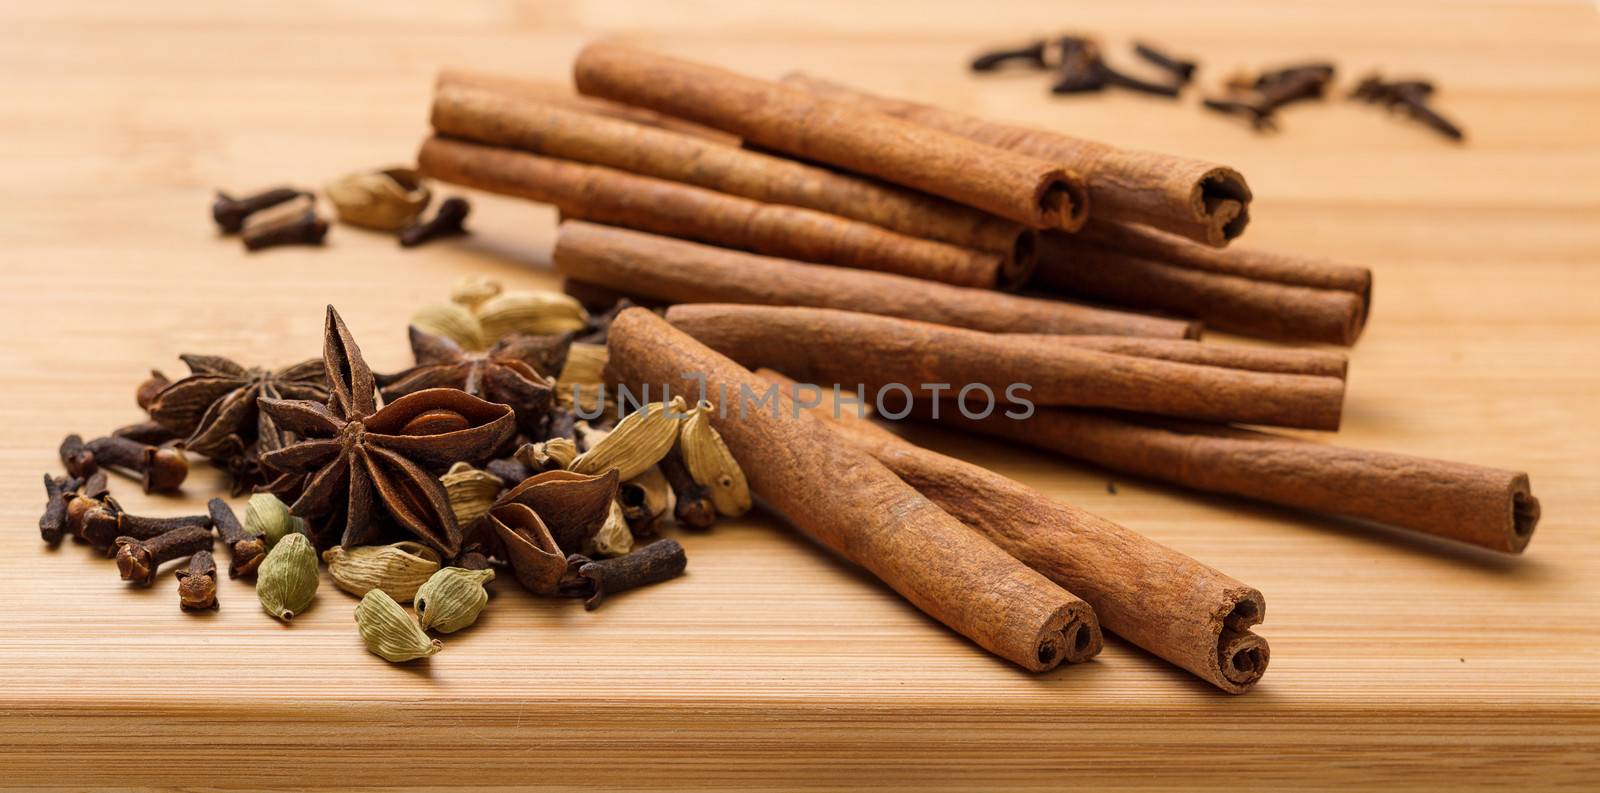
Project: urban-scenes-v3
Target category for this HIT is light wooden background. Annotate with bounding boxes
[3,1,1598,790]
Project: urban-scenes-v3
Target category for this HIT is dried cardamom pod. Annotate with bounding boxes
[411,302,485,351]
[570,398,686,481]
[555,342,608,414]
[476,290,588,342]
[680,401,753,517]
[322,541,442,603]
[450,275,502,311]
[514,438,577,472]
[440,462,502,528]
[354,589,441,663]
[619,466,673,533]
[588,499,634,558]
[245,492,307,548]
[256,533,319,622]
[415,567,495,633]
[324,167,430,231]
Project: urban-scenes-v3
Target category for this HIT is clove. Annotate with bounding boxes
[208,497,266,578]
[659,448,716,530]
[39,473,80,546]
[1204,63,1334,131]
[212,187,305,234]
[63,470,109,539]
[1350,74,1463,141]
[177,550,220,611]
[970,40,1050,72]
[59,434,96,478]
[114,526,214,587]
[399,196,471,247]
[557,539,687,611]
[485,457,534,485]
[82,498,212,554]
[83,435,187,493]
[1133,42,1198,83]
[242,209,329,251]
[112,420,179,446]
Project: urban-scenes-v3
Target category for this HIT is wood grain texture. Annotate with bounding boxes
[1,1,1597,790]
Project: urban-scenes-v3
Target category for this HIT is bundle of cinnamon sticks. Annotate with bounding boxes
[414,42,1539,692]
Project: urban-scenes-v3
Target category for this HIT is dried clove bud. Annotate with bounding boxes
[398,196,471,247]
[558,539,687,611]
[39,474,79,545]
[242,207,329,251]
[355,589,441,663]
[62,470,109,539]
[82,500,212,554]
[1133,42,1198,83]
[322,541,443,603]
[177,550,219,611]
[256,533,319,622]
[212,187,304,234]
[59,434,96,478]
[1350,74,1464,141]
[325,167,431,231]
[485,456,534,485]
[114,526,213,587]
[415,567,495,634]
[83,435,187,493]
[208,497,266,578]
[659,448,716,530]
[970,39,1050,72]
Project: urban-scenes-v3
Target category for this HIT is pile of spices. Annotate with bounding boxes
[213,167,476,252]
[39,285,731,661]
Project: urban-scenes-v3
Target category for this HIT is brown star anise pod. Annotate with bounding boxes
[146,354,328,494]
[258,306,517,557]
[376,327,565,434]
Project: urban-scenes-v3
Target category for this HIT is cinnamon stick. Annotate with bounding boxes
[782,73,1252,247]
[1053,336,1347,379]
[932,409,1539,554]
[1036,222,1374,345]
[431,84,1034,268]
[606,308,1101,671]
[436,69,739,145]
[666,304,1344,430]
[760,370,1268,693]
[573,42,1089,231]
[420,137,1011,289]
[554,221,1198,339]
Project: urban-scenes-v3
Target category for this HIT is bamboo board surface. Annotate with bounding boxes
[2,1,1598,789]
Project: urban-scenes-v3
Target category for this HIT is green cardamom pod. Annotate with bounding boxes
[322,541,441,603]
[415,567,495,634]
[256,533,319,622]
[245,492,307,548]
[355,589,442,662]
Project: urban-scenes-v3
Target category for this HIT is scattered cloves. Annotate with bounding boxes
[1350,74,1464,141]
[659,448,716,531]
[212,187,304,234]
[63,470,109,539]
[40,474,79,546]
[399,196,471,247]
[83,435,187,493]
[208,497,266,578]
[1204,63,1334,131]
[59,434,96,478]
[114,526,214,587]
[485,456,535,485]
[177,550,219,611]
[1133,41,1198,83]
[557,538,687,611]
[970,40,1049,72]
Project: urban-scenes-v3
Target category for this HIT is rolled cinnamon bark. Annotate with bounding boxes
[666,304,1343,430]
[606,308,1101,671]
[759,369,1268,694]
[431,84,1034,268]
[436,69,739,145]
[573,42,1088,231]
[1056,336,1347,379]
[1036,222,1373,345]
[782,73,1252,247]
[933,409,1539,554]
[421,137,1009,289]
[554,221,1199,339]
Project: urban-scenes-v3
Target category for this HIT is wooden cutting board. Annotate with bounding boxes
[3,1,1597,789]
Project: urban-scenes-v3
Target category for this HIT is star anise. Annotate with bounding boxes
[146,354,328,494]
[377,327,565,434]
[258,306,516,556]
